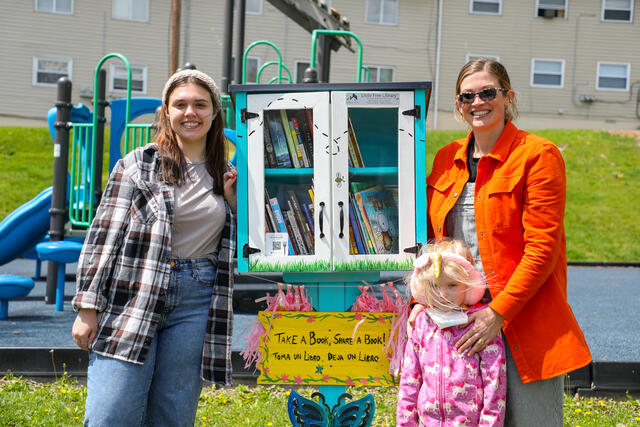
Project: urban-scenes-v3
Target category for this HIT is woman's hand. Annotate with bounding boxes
[72,308,97,351]
[223,169,237,214]
[456,306,504,356]
[407,303,425,334]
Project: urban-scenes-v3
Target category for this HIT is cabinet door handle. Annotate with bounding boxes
[338,201,344,239]
[319,201,325,238]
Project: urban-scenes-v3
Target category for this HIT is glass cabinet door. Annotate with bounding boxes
[330,91,416,271]
[246,92,331,272]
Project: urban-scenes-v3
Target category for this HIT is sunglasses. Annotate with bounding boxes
[457,87,508,104]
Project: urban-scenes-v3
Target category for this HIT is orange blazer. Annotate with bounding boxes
[427,121,591,383]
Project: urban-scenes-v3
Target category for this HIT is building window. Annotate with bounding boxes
[466,54,501,63]
[112,0,149,22]
[295,61,310,83]
[365,66,395,83]
[235,0,262,15]
[597,62,630,90]
[232,56,259,83]
[602,0,634,22]
[470,0,502,15]
[35,0,73,14]
[109,64,147,93]
[536,0,567,18]
[531,59,565,87]
[33,57,72,86]
[365,0,398,25]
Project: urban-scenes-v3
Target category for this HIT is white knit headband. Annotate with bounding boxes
[161,69,222,110]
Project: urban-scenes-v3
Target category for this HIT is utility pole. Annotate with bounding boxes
[170,0,182,75]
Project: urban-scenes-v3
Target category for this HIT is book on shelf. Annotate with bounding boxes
[263,119,277,168]
[265,111,293,168]
[265,202,278,233]
[300,202,314,236]
[351,182,376,254]
[284,210,305,255]
[348,225,358,255]
[288,190,314,253]
[288,118,310,168]
[288,109,314,167]
[348,115,365,168]
[267,190,295,256]
[348,196,366,254]
[280,110,302,168]
[355,185,399,254]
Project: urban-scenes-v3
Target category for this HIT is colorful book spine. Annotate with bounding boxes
[288,190,314,252]
[348,196,366,254]
[289,119,309,167]
[284,209,306,255]
[291,112,314,167]
[265,202,277,233]
[300,202,314,235]
[280,110,301,168]
[353,190,377,254]
[266,112,292,168]
[269,196,295,255]
[348,116,365,167]
[263,120,277,168]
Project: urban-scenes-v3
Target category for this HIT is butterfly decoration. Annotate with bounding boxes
[287,390,375,427]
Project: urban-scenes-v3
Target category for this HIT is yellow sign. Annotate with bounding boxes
[257,311,397,386]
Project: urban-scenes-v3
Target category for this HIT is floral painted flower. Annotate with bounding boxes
[294,376,303,384]
[306,316,315,323]
[322,375,331,382]
[378,315,386,323]
[359,379,368,385]
[281,374,289,382]
[345,378,355,386]
[275,313,282,319]
[263,367,269,374]
[354,313,364,321]
[373,376,380,382]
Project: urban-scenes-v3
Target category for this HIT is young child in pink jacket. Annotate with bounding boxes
[397,240,506,426]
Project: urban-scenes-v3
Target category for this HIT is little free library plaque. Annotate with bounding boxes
[257,311,398,386]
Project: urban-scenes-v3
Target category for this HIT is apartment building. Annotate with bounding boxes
[1,0,638,129]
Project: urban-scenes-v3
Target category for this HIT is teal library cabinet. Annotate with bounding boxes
[230,82,432,408]
[231,82,432,275]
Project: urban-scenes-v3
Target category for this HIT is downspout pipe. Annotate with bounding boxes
[433,0,443,129]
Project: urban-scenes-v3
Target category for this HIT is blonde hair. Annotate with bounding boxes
[409,240,485,311]
[453,58,519,123]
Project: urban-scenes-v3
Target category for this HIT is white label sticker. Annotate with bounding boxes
[53,144,61,158]
[345,92,400,106]
[266,233,289,256]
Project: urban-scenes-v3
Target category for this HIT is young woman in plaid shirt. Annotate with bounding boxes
[71,69,237,426]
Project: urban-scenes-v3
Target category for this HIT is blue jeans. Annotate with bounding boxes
[84,258,216,427]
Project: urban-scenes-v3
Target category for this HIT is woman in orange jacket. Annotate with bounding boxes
[410,58,591,426]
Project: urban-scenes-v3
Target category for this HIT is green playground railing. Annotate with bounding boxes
[242,40,288,84]
[69,53,150,228]
[257,61,293,84]
[310,30,369,83]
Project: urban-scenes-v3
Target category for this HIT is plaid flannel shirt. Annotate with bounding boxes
[73,143,236,384]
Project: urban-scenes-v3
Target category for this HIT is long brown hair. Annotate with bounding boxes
[454,58,518,122]
[155,75,226,195]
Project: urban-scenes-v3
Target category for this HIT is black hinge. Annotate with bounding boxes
[242,244,261,258]
[404,243,423,255]
[402,105,421,120]
[241,109,259,123]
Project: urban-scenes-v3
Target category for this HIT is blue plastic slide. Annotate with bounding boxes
[0,187,52,266]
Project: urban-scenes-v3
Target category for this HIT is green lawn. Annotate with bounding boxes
[1,126,639,261]
[2,374,639,426]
